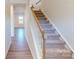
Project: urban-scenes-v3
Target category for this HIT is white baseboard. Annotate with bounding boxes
[5,37,12,58]
[41,9,74,53]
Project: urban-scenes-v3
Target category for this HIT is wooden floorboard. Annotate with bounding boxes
[6,28,33,59]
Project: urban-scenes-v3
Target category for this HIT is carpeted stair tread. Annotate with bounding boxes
[44,31,60,36]
[39,20,49,24]
[36,14,45,17]
[44,35,61,40]
[39,23,52,26]
[46,44,65,48]
[46,57,73,59]
[46,48,72,58]
[39,25,53,29]
[43,29,56,33]
[38,17,47,20]
[45,40,65,45]
[34,11,41,13]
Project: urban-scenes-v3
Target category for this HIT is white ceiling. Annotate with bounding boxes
[14,4,26,14]
[6,0,29,5]
[10,0,28,4]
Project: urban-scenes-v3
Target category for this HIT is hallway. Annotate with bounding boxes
[6,28,33,59]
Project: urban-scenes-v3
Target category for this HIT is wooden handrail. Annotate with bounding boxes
[31,8,45,59]
[31,9,44,34]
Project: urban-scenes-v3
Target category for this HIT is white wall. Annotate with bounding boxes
[24,6,38,59]
[29,8,43,59]
[40,0,74,51]
[5,3,11,56]
[10,0,28,4]
[24,6,43,59]
[14,5,25,28]
[5,16,11,56]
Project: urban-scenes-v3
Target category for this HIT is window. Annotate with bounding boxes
[18,16,23,24]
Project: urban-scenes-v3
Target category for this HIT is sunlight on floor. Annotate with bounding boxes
[15,28,25,43]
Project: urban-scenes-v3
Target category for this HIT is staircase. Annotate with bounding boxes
[32,9,73,59]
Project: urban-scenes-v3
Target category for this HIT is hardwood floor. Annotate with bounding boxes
[6,28,33,59]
